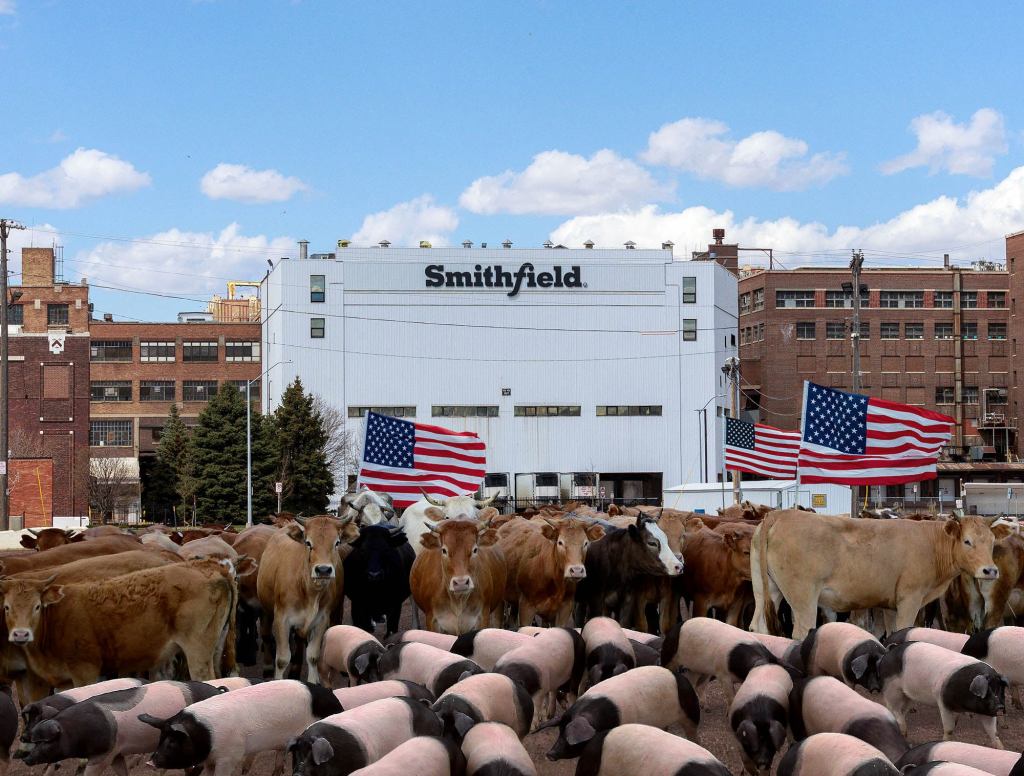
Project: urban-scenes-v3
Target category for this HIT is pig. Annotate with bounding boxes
[334,680,435,709]
[288,696,443,776]
[789,676,908,762]
[377,641,483,698]
[802,621,887,693]
[347,736,464,776]
[322,625,386,687]
[205,677,261,691]
[629,639,661,667]
[897,742,1022,776]
[493,626,585,726]
[878,641,1008,748]
[750,632,804,670]
[462,722,536,776]
[575,723,731,776]
[777,732,900,776]
[450,628,533,671]
[580,617,636,688]
[662,617,776,705]
[0,686,17,776]
[432,673,534,740]
[620,627,662,646]
[885,627,970,653]
[902,764,1005,776]
[728,663,793,775]
[544,666,699,761]
[392,630,457,651]
[962,626,1024,708]
[141,680,343,776]
[19,681,222,776]
[19,678,145,743]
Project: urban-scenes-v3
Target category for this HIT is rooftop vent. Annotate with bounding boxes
[543,240,554,249]
[103,313,113,322]
[712,228,726,245]
[337,239,351,249]
[378,240,391,248]
[298,239,309,260]
[419,240,432,249]
[584,240,594,249]
[624,241,636,250]
[481,242,488,248]
[462,240,473,248]
[502,239,513,249]
[662,241,675,250]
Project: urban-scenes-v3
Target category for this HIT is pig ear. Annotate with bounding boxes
[453,711,475,738]
[353,653,371,676]
[137,713,166,729]
[311,737,335,765]
[564,717,596,746]
[34,720,61,742]
[457,670,474,684]
[737,719,756,741]
[768,720,786,750]
[970,674,988,698]
[612,662,628,677]
[850,654,869,679]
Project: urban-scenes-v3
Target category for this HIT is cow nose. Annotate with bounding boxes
[565,565,587,579]
[313,565,334,578]
[979,566,1000,579]
[9,628,32,644]
[367,570,383,582]
[449,575,474,592]
[670,561,683,575]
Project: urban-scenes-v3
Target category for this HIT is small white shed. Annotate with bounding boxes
[662,480,852,514]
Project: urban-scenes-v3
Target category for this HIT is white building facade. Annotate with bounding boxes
[261,244,738,503]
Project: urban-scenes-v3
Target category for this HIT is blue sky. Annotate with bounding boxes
[2,1,1023,321]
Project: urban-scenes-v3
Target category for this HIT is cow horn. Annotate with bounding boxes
[419,489,446,507]
[477,519,493,532]
[424,519,439,534]
[294,515,309,527]
[474,493,497,508]
[337,514,354,526]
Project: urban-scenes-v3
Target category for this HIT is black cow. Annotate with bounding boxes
[343,524,415,635]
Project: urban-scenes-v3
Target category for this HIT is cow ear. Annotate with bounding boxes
[608,504,621,517]
[685,517,705,533]
[387,529,408,547]
[311,737,334,765]
[41,584,64,607]
[235,556,258,578]
[284,523,306,543]
[540,523,558,541]
[137,713,166,729]
[477,528,499,547]
[970,674,988,698]
[478,507,499,522]
[850,654,868,679]
[585,524,605,541]
[424,507,445,521]
[420,532,441,550]
[19,536,37,550]
[945,519,962,537]
[353,653,371,676]
[564,716,596,746]
[722,531,739,550]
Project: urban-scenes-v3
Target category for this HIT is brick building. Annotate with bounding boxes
[6,248,90,527]
[1008,230,1024,456]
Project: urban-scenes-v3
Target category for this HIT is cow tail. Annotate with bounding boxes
[759,513,781,636]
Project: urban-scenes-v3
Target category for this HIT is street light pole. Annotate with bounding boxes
[721,357,741,504]
[246,360,291,527]
[850,250,864,519]
[0,219,26,531]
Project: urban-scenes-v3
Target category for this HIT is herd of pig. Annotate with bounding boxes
[4,615,1024,776]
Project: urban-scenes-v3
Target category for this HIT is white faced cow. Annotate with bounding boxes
[400,491,499,557]
[339,485,398,527]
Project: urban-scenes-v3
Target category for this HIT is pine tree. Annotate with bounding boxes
[190,384,251,523]
[273,378,335,514]
[252,411,281,517]
[145,405,191,522]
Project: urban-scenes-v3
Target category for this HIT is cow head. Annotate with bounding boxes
[286,515,359,586]
[0,576,64,644]
[19,528,79,552]
[719,524,755,580]
[946,516,999,580]
[628,515,683,576]
[349,524,408,583]
[540,516,605,579]
[420,515,498,594]
[138,712,200,769]
[339,486,397,526]
[655,511,688,564]
[420,489,498,521]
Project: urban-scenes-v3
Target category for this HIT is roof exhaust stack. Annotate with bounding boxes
[298,239,309,260]
[584,240,594,249]
[712,228,726,245]
[502,239,513,249]
[543,240,553,249]
[378,240,391,248]
[624,241,636,250]
[944,253,950,270]
[462,240,473,248]
[662,241,674,251]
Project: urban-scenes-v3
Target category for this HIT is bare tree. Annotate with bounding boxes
[312,396,361,493]
[88,457,138,524]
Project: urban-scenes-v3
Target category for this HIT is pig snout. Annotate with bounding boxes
[9,628,33,644]
[565,565,587,579]
[449,575,474,593]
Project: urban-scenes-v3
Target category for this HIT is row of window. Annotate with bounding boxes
[91,340,260,362]
[739,324,766,344]
[90,380,258,403]
[791,321,1007,341]
[6,303,70,326]
[769,289,1006,310]
[935,387,1003,405]
[348,405,663,418]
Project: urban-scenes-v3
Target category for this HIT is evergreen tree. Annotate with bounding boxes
[252,411,281,517]
[273,378,335,514]
[146,405,191,522]
[190,384,251,522]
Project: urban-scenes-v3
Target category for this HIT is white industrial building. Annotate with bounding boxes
[261,240,738,503]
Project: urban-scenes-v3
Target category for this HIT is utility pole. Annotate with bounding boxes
[850,249,865,519]
[722,356,741,504]
[0,219,25,531]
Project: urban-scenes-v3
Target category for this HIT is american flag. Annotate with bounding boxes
[356,411,487,508]
[724,417,801,479]
[798,381,955,485]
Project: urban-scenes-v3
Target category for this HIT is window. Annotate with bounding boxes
[596,405,662,416]
[139,381,175,402]
[963,387,979,404]
[858,322,870,340]
[484,473,508,488]
[311,318,325,338]
[310,275,326,303]
[824,290,870,308]
[739,293,751,315]
[514,405,582,417]
[776,290,814,308]
[47,303,69,326]
[796,322,815,340]
[935,387,955,405]
[681,277,696,304]
[682,319,697,341]
[989,322,1008,340]
[826,321,845,339]
[961,291,978,309]
[987,389,1009,406]
[140,341,175,362]
[90,381,131,402]
[225,341,260,362]
[231,380,259,401]
[935,323,954,339]
[183,341,218,362]
[988,291,1007,309]
[934,291,953,308]
[752,288,765,311]
[6,304,23,325]
[182,380,217,402]
[881,322,900,340]
[431,405,499,418]
[90,340,132,362]
[879,291,923,308]
[90,420,132,447]
[754,323,765,342]
[348,406,416,418]
[904,322,924,340]
[961,322,978,340]
[536,473,558,487]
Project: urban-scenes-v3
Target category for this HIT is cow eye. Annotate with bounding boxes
[33,604,40,612]
[472,546,479,555]
[441,547,448,556]
[305,540,313,549]
[964,539,973,547]
[334,539,342,547]
[557,539,565,547]
[648,540,659,549]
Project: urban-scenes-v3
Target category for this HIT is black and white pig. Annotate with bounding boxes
[19,677,144,743]
[750,632,804,670]
[885,627,970,653]
[777,732,900,776]
[897,742,1023,776]
[544,666,699,761]
[141,680,343,776]
[377,641,483,697]
[462,722,536,776]
[432,673,534,740]
[392,630,457,651]
[962,626,1024,708]
[20,681,222,776]
[0,686,17,776]
[629,639,661,667]
[728,663,794,775]
[580,617,636,688]
[450,628,533,671]
[334,680,435,709]
[322,625,386,687]
[789,676,907,763]
[205,678,262,692]
[575,724,731,776]
[802,621,887,693]
[289,696,443,776]
[494,626,585,726]
[878,641,1008,748]
[902,763,1009,776]
[346,736,464,776]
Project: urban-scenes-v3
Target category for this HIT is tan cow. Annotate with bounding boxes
[679,518,755,626]
[18,528,83,551]
[0,534,141,576]
[752,510,998,638]
[410,517,506,634]
[498,515,605,626]
[256,515,359,683]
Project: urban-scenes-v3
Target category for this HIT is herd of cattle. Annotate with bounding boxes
[0,489,1022,776]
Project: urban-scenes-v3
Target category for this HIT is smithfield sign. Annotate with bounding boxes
[424,263,583,297]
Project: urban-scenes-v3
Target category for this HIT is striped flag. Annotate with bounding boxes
[798,381,955,485]
[356,411,487,508]
[724,417,801,479]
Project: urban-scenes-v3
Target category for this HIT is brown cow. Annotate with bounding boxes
[18,528,83,551]
[498,515,604,627]
[256,515,359,683]
[179,535,237,562]
[0,534,141,576]
[410,517,506,635]
[0,558,237,690]
[679,519,754,626]
[718,501,773,521]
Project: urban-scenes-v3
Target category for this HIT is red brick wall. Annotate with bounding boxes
[1008,232,1024,454]
[9,458,54,528]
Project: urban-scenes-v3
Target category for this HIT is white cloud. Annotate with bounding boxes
[200,163,308,204]
[0,148,150,209]
[551,165,1024,262]
[75,223,293,294]
[641,118,848,191]
[881,108,1008,177]
[47,130,67,143]
[0,1,15,15]
[352,195,458,246]
[459,149,672,215]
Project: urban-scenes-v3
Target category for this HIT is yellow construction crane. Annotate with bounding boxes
[227,281,261,299]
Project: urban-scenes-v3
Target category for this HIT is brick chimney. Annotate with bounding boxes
[21,248,55,286]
